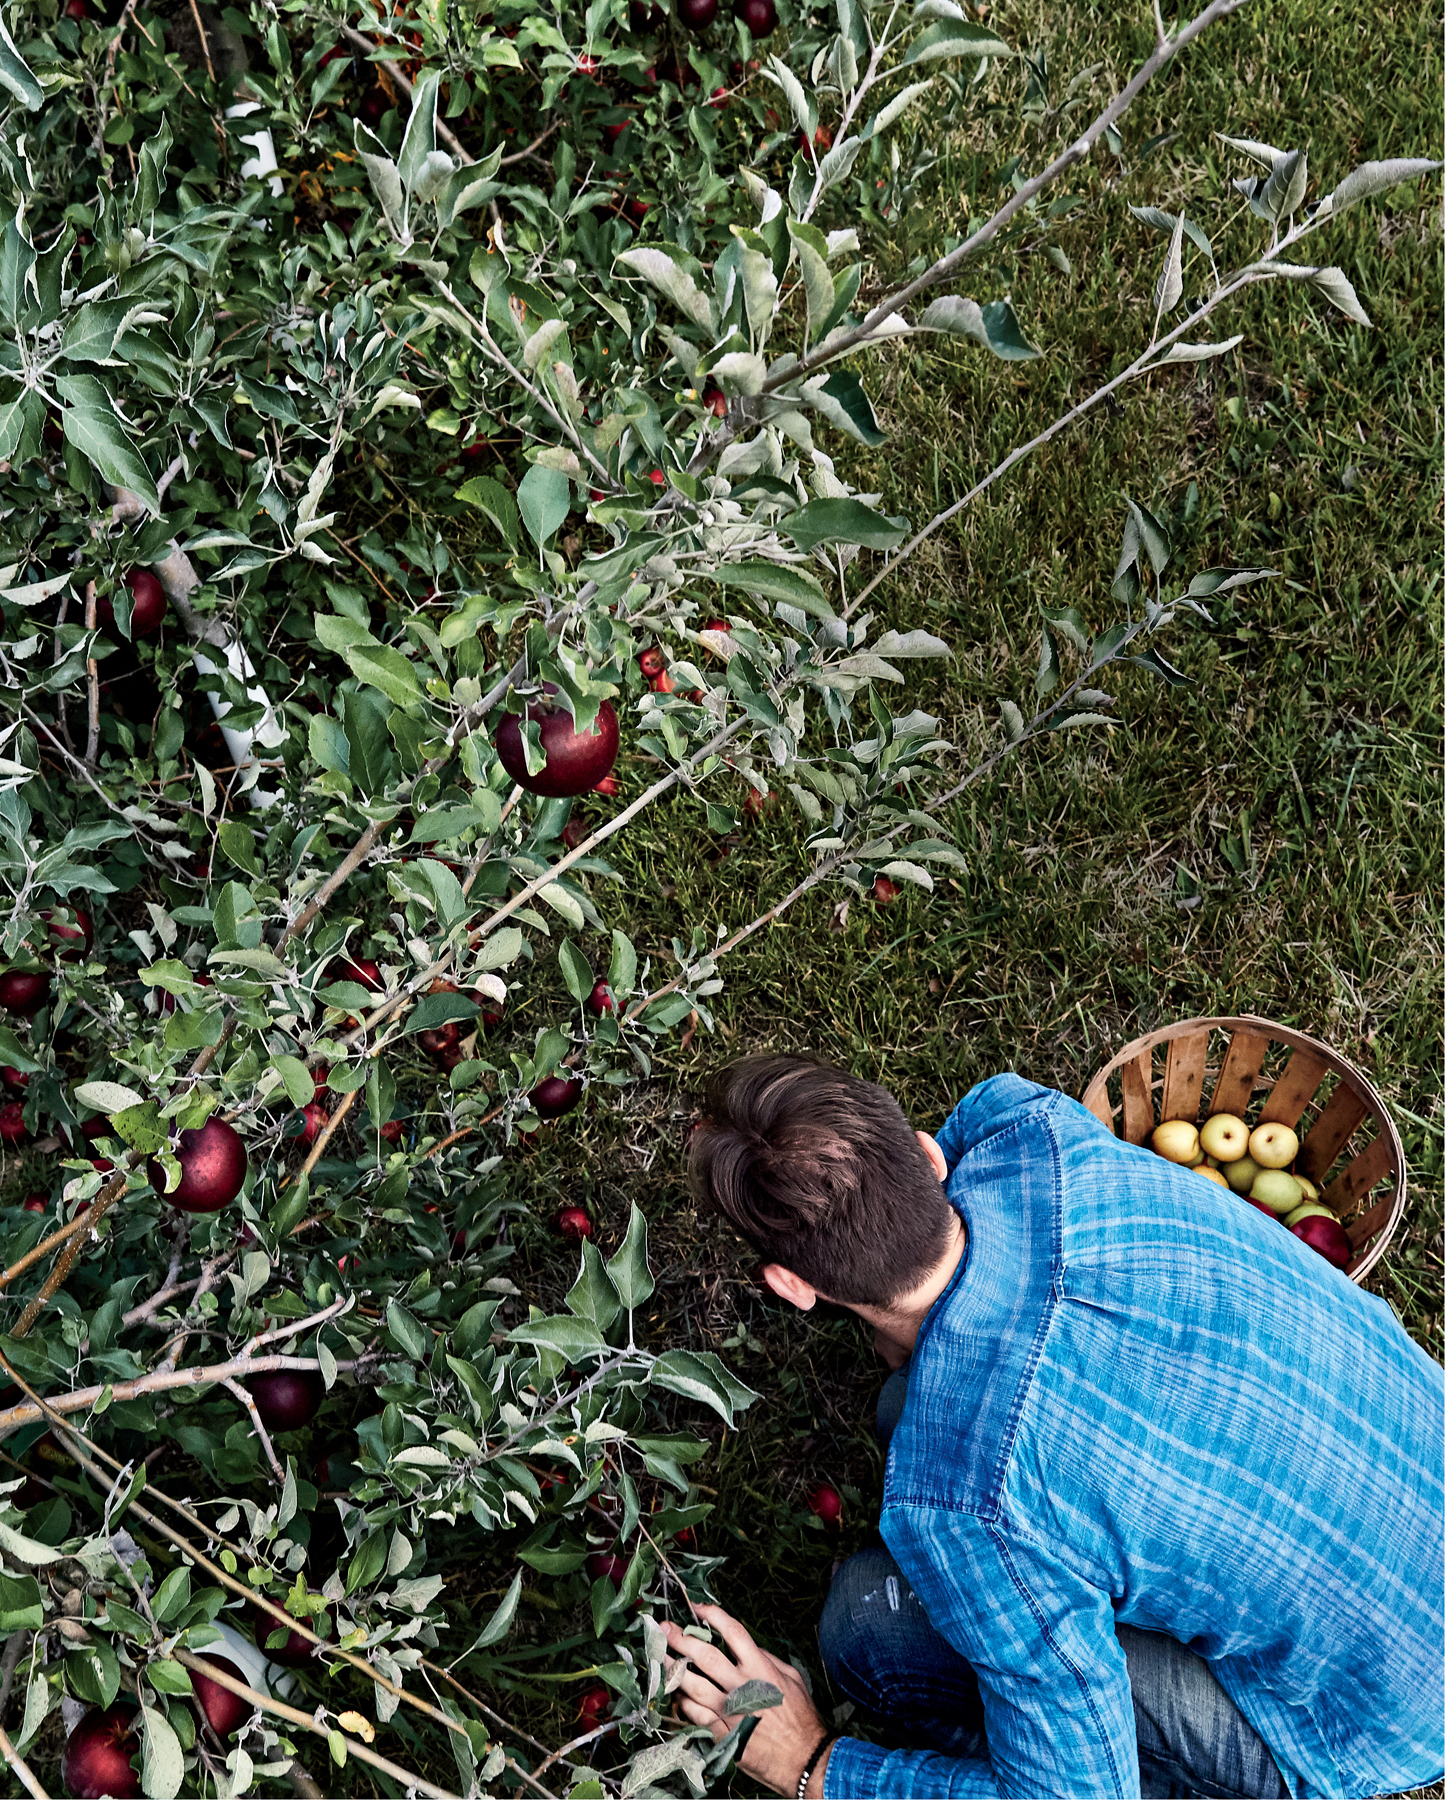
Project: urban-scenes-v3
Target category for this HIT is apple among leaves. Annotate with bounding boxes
[497,697,620,799]
[148,1116,248,1213]
[245,1369,326,1430]
[191,1656,252,1740]
[61,1703,142,1799]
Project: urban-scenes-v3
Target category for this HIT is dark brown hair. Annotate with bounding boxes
[688,1055,954,1306]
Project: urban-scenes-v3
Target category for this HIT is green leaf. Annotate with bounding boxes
[704,560,833,618]
[722,1680,783,1714]
[0,12,43,109]
[517,463,571,547]
[783,498,909,554]
[617,247,714,331]
[606,1204,654,1310]
[507,1315,609,1357]
[410,797,503,840]
[152,1567,191,1623]
[916,295,1039,360]
[308,714,349,775]
[1260,147,1307,220]
[341,687,395,797]
[74,1079,148,1114]
[143,1659,193,1697]
[472,1569,524,1648]
[1323,158,1442,213]
[566,1240,622,1335]
[218,819,261,876]
[608,929,638,998]
[650,1350,758,1425]
[274,1055,315,1106]
[386,1302,432,1363]
[454,475,520,549]
[110,1102,167,1154]
[55,374,158,515]
[1035,621,1058,696]
[558,940,592,1006]
[404,991,480,1034]
[398,70,441,195]
[344,643,424,708]
[0,1570,43,1632]
[1128,647,1191,686]
[804,370,886,446]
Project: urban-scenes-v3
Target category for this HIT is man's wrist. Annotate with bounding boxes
[796,1733,836,1799]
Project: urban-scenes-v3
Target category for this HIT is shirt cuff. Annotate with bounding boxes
[822,1737,889,1799]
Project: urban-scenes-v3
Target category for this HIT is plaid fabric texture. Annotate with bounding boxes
[824,1076,1443,1800]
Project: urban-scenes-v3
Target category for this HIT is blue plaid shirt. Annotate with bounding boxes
[824,1076,1443,1800]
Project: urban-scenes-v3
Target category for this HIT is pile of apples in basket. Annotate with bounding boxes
[1150,1114,1351,1271]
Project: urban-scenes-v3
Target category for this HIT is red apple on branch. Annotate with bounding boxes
[38,904,93,961]
[245,1369,326,1430]
[191,1656,252,1740]
[734,0,776,34]
[587,980,615,1015]
[806,1482,843,1524]
[497,696,620,798]
[638,648,665,679]
[556,1204,594,1240]
[148,1117,248,1213]
[251,1598,330,1666]
[0,970,51,1015]
[1,1066,28,1090]
[23,1193,47,1212]
[61,1703,142,1799]
[872,876,902,904]
[532,1075,584,1118]
[297,1100,330,1147]
[577,1684,612,1723]
[592,774,621,797]
[0,1101,27,1144]
[329,956,383,992]
[125,568,167,635]
[586,1550,629,1582]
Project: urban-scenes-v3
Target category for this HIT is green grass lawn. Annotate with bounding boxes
[492,0,1441,1767]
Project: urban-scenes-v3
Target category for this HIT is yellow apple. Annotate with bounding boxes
[1221,1155,1260,1195]
[1251,1169,1303,1214]
[1194,1166,1229,1187]
[1151,1119,1201,1165]
[1249,1122,1300,1169]
[1199,1113,1249,1161]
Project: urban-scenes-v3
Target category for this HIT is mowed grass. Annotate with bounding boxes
[491,0,1441,1766]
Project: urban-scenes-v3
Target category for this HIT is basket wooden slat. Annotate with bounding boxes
[1322,1133,1395,1218]
[1210,1028,1270,1118]
[1081,1015,1407,1284]
[1298,1086,1370,1183]
[1259,1047,1332,1129]
[1161,1031,1210,1125]
[1120,1053,1154,1146]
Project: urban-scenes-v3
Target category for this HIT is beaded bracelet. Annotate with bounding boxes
[797,1733,836,1800]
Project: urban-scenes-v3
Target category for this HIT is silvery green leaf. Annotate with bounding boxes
[0,1521,65,1565]
[872,629,951,658]
[765,53,815,140]
[738,244,779,338]
[480,1744,507,1781]
[710,350,767,394]
[522,317,567,371]
[814,134,864,192]
[1160,334,1244,362]
[411,148,456,204]
[1153,213,1185,315]
[825,228,859,256]
[398,70,441,196]
[1050,711,1117,730]
[623,1734,711,1797]
[357,148,405,236]
[722,1680,784,1714]
[617,247,715,331]
[864,78,934,138]
[141,1703,185,1800]
[1322,158,1442,215]
[787,220,833,345]
[902,20,1011,61]
[1216,132,1289,169]
[1257,263,1372,328]
[915,295,1038,359]
[2,572,70,607]
[75,1079,148,1114]
[1128,205,1215,265]
[1260,148,1307,220]
[912,0,965,16]
[1047,244,1072,276]
[879,859,933,890]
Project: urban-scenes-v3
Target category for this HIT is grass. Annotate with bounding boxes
[493,0,1442,1781]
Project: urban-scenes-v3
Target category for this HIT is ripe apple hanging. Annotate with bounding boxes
[148,1117,248,1213]
[496,693,619,798]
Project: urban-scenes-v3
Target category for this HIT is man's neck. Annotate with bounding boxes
[855,1213,968,1355]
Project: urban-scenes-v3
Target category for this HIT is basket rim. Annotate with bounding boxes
[1079,1014,1408,1286]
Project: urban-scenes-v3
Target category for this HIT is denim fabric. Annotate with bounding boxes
[820,1075,1443,1800]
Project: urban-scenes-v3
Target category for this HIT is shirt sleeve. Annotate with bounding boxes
[933,1074,1057,1177]
[838,1513,1141,1800]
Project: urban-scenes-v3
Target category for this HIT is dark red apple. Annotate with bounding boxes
[587,980,615,1015]
[61,1703,142,1799]
[38,905,93,961]
[734,0,776,33]
[702,387,727,416]
[0,970,51,1015]
[1,1066,28,1090]
[379,1119,403,1144]
[358,88,389,127]
[674,1525,697,1547]
[872,876,901,904]
[638,648,665,679]
[742,787,779,821]
[148,1117,247,1213]
[805,1482,843,1524]
[418,1021,461,1060]
[532,1076,584,1119]
[592,774,621,797]
[191,1656,251,1740]
[1290,1213,1352,1271]
[251,1599,329,1666]
[245,1369,325,1430]
[125,569,167,635]
[586,1550,629,1582]
[63,0,90,16]
[702,618,731,634]
[0,1101,27,1143]
[329,956,382,992]
[677,0,717,25]
[556,1204,594,1240]
[577,1684,612,1723]
[297,1100,330,1147]
[496,698,620,799]
[23,1193,47,1212]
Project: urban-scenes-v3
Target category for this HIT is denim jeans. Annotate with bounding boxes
[817,1369,1288,1799]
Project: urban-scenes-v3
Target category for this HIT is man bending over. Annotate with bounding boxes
[662,1057,1443,1799]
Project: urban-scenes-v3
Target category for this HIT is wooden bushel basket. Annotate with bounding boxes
[1081,1016,1407,1283]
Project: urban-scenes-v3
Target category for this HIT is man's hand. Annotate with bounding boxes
[662,1604,831,1796]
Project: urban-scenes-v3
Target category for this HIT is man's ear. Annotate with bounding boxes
[916,1130,948,1184]
[761,1264,818,1310]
